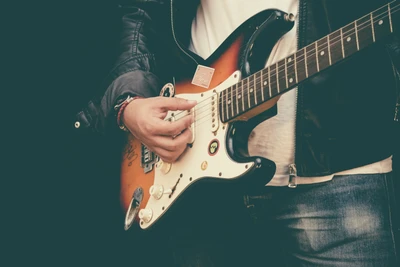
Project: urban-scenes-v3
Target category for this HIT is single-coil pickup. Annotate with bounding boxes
[211,93,219,133]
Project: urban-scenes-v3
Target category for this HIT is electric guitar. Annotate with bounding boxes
[120,1,400,231]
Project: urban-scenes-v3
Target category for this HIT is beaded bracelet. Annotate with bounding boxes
[116,96,142,132]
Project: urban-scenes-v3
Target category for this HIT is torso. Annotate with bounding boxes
[189,0,300,185]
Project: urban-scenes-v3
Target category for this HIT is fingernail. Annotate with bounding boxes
[187,100,197,104]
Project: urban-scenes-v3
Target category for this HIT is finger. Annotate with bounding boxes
[151,132,188,151]
[157,114,194,136]
[155,97,197,111]
[140,138,179,163]
[152,145,184,163]
[173,128,193,144]
[152,147,176,163]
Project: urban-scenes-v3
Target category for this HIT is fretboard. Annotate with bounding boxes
[219,1,399,122]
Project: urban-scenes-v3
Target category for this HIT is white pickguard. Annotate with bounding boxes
[138,70,255,229]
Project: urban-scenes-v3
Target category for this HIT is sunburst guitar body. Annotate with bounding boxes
[119,2,400,231]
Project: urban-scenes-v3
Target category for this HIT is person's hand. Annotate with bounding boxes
[122,96,197,163]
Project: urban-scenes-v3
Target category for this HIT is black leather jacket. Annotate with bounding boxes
[75,0,400,177]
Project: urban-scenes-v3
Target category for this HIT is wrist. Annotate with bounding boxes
[115,95,142,132]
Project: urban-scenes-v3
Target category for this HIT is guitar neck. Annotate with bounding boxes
[219,0,399,123]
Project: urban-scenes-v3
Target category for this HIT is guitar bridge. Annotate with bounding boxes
[141,145,158,173]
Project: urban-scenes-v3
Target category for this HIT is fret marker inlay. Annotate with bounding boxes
[219,1,398,123]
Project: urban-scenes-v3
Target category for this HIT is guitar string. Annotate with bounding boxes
[171,3,399,128]
[224,1,400,110]
[172,3,398,124]
[176,3,399,125]
[182,4,400,129]
[179,3,400,129]
[219,3,399,114]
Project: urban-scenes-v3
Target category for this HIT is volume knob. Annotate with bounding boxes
[157,160,171,174]
[149,185,164,200]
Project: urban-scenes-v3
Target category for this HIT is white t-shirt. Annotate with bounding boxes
[189,0,392,186]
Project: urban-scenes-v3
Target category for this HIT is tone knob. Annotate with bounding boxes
[138,208,153,223]
[149,185,173,200]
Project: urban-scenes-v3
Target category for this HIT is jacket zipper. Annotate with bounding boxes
[392,62,400,122]
[288,0,303,188]
[170,0,199,66]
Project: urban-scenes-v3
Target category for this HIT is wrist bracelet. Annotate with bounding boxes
[115,96,142,132]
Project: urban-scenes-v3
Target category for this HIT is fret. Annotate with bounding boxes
[316,37,330,71]
[315,42,320,72]
[303,47,309,77]
[242,78,250,110]
[253,73,258,105]
[277,60,287,93]
[372,5,392,41]
[355,21,360,50]
[220,90,225,122]
[286,55,296,88]
[254,71,262,103]
[226,87,231,120]
[294,52,299,83]
[357,15,374,50]
[305,44,318,77]
[227,86,235,118]
[342,23,358,57]
[284,58,289,88]
[340,28,345,57]
[232,85,238,117]
[371,13,376,42]
[390,2,399,34]
[267,66,272,98]
[329,30,344,65]
[241,80,245,112]
[261,69,270,100]
[296,49,307,83]
[230,85,235,118]
[275,62,280,93]
[237,83,244,115]
[327,35,332,65]
[260,69,265,101]
[269,63,279,97]
[247,75,256,109]
[241,79,250,111]
[389,3,393,33]
[225,86,230,120]
[234,83,238,115]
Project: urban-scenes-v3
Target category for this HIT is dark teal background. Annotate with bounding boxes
[4,1,400,266]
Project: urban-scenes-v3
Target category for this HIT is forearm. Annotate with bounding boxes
[75,1,167,134]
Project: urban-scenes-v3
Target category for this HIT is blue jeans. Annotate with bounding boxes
[141,173,398,266]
